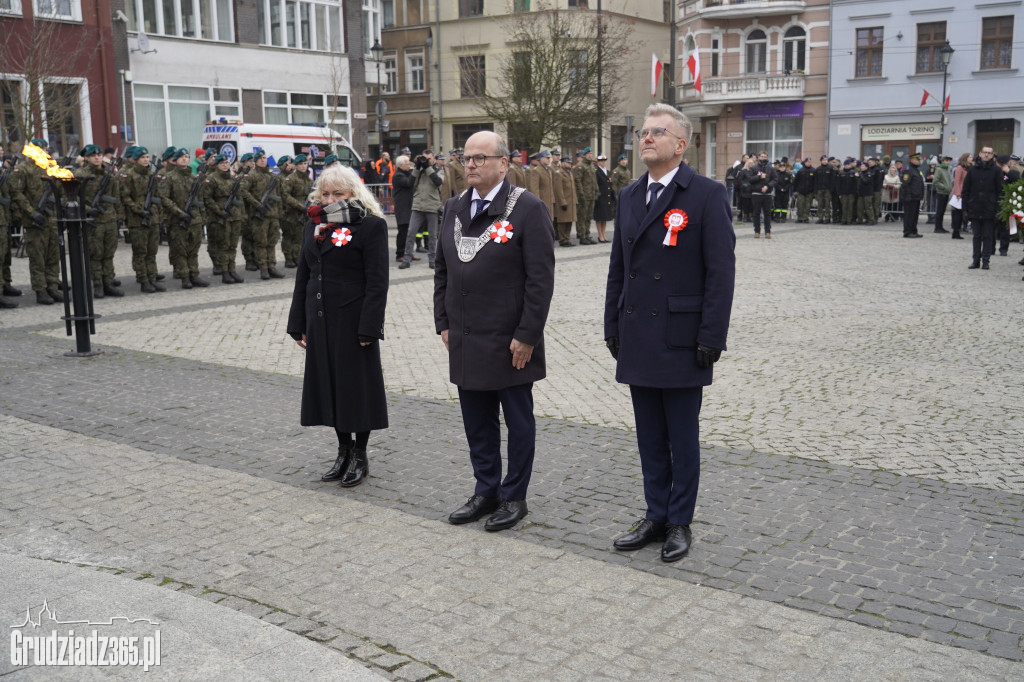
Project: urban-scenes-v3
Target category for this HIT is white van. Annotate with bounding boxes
[200,120,361,175]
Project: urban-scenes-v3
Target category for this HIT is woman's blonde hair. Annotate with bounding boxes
[308,164,384,218]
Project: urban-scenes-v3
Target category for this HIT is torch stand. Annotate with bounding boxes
[53,178,102,357]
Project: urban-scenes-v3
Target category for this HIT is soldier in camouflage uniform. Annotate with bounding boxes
[163,149,211,288]
[0,159,17,308]
[573,146,598,245]
[280,152,311,268]
[610,153,632,196]
[8,139,63,305]
[274,155,295,266]
[119,147,166,292]
[234,152,256,271]
[156,146,177,270]
[205,153,246,284]
[240,149,284,280]
[73,144,124,298]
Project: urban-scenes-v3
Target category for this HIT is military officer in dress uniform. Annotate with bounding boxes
[507,150,527,188]
[441,148,468,202]
[526,151,556,219]
[593,153,616,243]
[604,104,735,563]
[435,130,555,532]
[901,153,925,238]
[553,156,577,246]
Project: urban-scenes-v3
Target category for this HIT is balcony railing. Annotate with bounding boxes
[697,0,806,19]
[684,72,805,103]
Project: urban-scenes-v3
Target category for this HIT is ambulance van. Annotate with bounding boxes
[200,120,361,175]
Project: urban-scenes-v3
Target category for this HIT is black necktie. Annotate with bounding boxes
[473,198,490,219]
[647,182,663,209]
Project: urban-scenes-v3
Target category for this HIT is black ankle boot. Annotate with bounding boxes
[321,445,352,482]
[339,447,368,487]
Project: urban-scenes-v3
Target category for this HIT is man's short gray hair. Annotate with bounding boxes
[643,103,693,148]
[395,155,410,168]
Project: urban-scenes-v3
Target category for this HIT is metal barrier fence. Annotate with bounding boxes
[364,183,394,215]
[728,180,948,222]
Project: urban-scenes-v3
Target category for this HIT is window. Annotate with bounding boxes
[126,0,233,41]
[213,88,240,117]
[513,0,529,11]
[36,0,80,20]
[382,0,393,27]
[916,22,947,73]
[383,54,398,94]
[133,83,218,153]
[746,29,767,74]
[683,36,696,85]
[569,50,588,93]
[452,122,492,150]
[406,49,425,93]
[981,16,1013,70]
[745,118,802,165]
[568,0,588,7]
[710,37,721,77]
[1,0,24,15]
[855,27,883,77]
[263,90,350,133]
[512,52,532,98]
[43,82,83,156]
[459,0,482,17]
[459,55,485,98]
[783,26,806,73]
[256,0,342,51]
[363,0,380,55]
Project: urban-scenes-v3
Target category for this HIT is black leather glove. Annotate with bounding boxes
[31,211,46,226]
[141,209,153,219]
[183,211,194,222]
[696,344,722,369]
[256,204,268,216]
[561,204,568,211]
[605,336,619,360]
[86,207,102,219]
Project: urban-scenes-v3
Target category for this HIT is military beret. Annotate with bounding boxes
[510,150,522,158]
[277,155,291,166]
[213,153,230,164]
[252,149,267,160]
[161,146,177,162]
[80,144,102,157]
[582,146,592,154]
[618,153,628,161]
[134,146,150,158]
[204,148,217,160]
[30,138,48,148]
[239,153,253,162]
[292,153,308,163]
[323,153,338,166]
[172,148,189,161]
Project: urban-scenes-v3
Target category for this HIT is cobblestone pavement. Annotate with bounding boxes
[1,223,1023,678]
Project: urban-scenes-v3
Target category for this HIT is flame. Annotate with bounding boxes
[21,143,75,180]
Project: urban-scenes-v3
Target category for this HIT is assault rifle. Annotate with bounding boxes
[88,149,120,218]
[140,172,159,227]
[256,173,281,216]
[179,172,206,227]
[34,182,56,226]
[221,175,245,218]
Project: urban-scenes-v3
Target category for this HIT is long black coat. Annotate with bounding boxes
[392,168,414,225]
[287,215,389,431]
[434,179,555,391]
[594,167,616,221]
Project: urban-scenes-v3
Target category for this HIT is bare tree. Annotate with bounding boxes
[476,5,635,153]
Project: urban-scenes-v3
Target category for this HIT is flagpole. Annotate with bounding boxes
[938,41,955,156]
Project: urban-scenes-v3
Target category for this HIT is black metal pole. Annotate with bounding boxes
[55,178,102,357]
[596,0,602,156]
[939,63,948,157]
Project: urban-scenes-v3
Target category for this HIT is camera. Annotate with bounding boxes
[415,155,429,170]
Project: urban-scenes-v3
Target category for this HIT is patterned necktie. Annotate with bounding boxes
[647,182,663,209]
[473,198,490,219]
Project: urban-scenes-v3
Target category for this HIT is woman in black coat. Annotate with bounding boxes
[286,164,389,487]
[593,155,617,242]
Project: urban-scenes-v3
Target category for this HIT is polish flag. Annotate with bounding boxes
[687,49,702,93]
[920,90,930,107]
[944,90,951,111]
[652,54,663,97]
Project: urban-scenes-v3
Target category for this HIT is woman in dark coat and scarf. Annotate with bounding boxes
[287,164,389,487]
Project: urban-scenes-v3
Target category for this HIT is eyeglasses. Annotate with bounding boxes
[634,127,682,142]
[464,154,504,166]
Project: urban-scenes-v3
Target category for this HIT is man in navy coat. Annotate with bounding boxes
[434,131,556,532]
[604,104,736,562]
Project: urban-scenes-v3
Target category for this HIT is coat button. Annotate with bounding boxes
[651,309,659,316]
[464,328,470,335]
[654,272,661,280]
[316,293,321,300]
[627,237,634,243]
[317,311,323,317]
[318,274,321,280]
[629,272,636,279]
[461,289,467,296]
[626,306,633,314]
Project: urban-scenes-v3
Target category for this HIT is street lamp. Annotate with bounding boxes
[938,40,954,156]
[371,39,383,153]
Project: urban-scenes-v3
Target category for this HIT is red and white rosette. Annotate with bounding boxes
[331,227,353,246]
[662,209,689,246]
[489,220,514,243]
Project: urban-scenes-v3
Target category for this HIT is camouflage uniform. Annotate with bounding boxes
[205,166,246,280]
[610,163,632,197]
[280,167,311,267]
[240,164,284,277]
[73,161,122,294]
[163,165,209,284]
[0,174,16,305]
[8,159,61,297]
[574,157,598,242]
[120,162,163,287]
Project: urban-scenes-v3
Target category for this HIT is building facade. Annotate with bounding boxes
[828,0,1021,162]
[371,0,432,158]
[119,0,379,157]
[675,0,831,179]
[1,0,124,155]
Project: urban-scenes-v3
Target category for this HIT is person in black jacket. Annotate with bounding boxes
[856,161,876,224]
[996,154,1020,256]
[962,147,1004,268]
[391,155,415,262]
[287,164,390,488]
[837,159,859,225]
[901,154,926,238]
[813,155,834,224]
[748,151,777,237]
[736,158,755,223]
[773,160,793,223]
[793,158,815,223]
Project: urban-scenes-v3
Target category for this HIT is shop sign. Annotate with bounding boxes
[861,123,940,141]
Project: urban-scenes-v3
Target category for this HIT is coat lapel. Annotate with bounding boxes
[636,162,694,241]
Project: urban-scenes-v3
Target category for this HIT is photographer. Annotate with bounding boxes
[400,149,443,269]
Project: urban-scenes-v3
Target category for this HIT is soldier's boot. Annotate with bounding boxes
[230,269,244,283]
[47,288,64,303]
[94,284,106,299]
[0,296,18,309]
[3,284,22,296]
[104,283,125,297]
[190,275,210,287]
[112,278,122,287]
[245,261,259,271]
[181,277,193,289]
[151,279,166,292]
[212,265,222,275]
[222,272,238,284]
[260,268,271,280]
[285,259,296,268]
[141,281,157,293]
[35,290,55,305]
[155,273,166,281]
[267,266,285,279]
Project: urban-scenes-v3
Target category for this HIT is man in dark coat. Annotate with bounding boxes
[962,146,1003,269]
[434,130,556,532]
[604,104,735,563]
[901,153,926,238]
[392,155,415,262]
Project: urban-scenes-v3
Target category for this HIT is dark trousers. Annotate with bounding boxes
[934,193,949,231]
[629,385,703,526]
[751,194,773,234]
[973,218,995,263]
[950,207,965,236]
[903,200,921,236]
[458,383,536,501]
[395,222,408,259]
[997,221,1010,254]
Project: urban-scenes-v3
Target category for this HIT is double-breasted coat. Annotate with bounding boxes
[604,162,735,388]
[287,214,390,430]
[594,166,616,221]
[434,179,555,391]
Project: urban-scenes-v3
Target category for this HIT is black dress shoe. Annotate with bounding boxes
[982,262,990,270]
[952,234,964,239]
[339,447,368,487]
[321,445,352,482]
[661,524,693,563]
[968,262,980,269]
[448,495,501,525]
[613,519,667,551]
[934,228,949,233]
[485,500,528,531]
